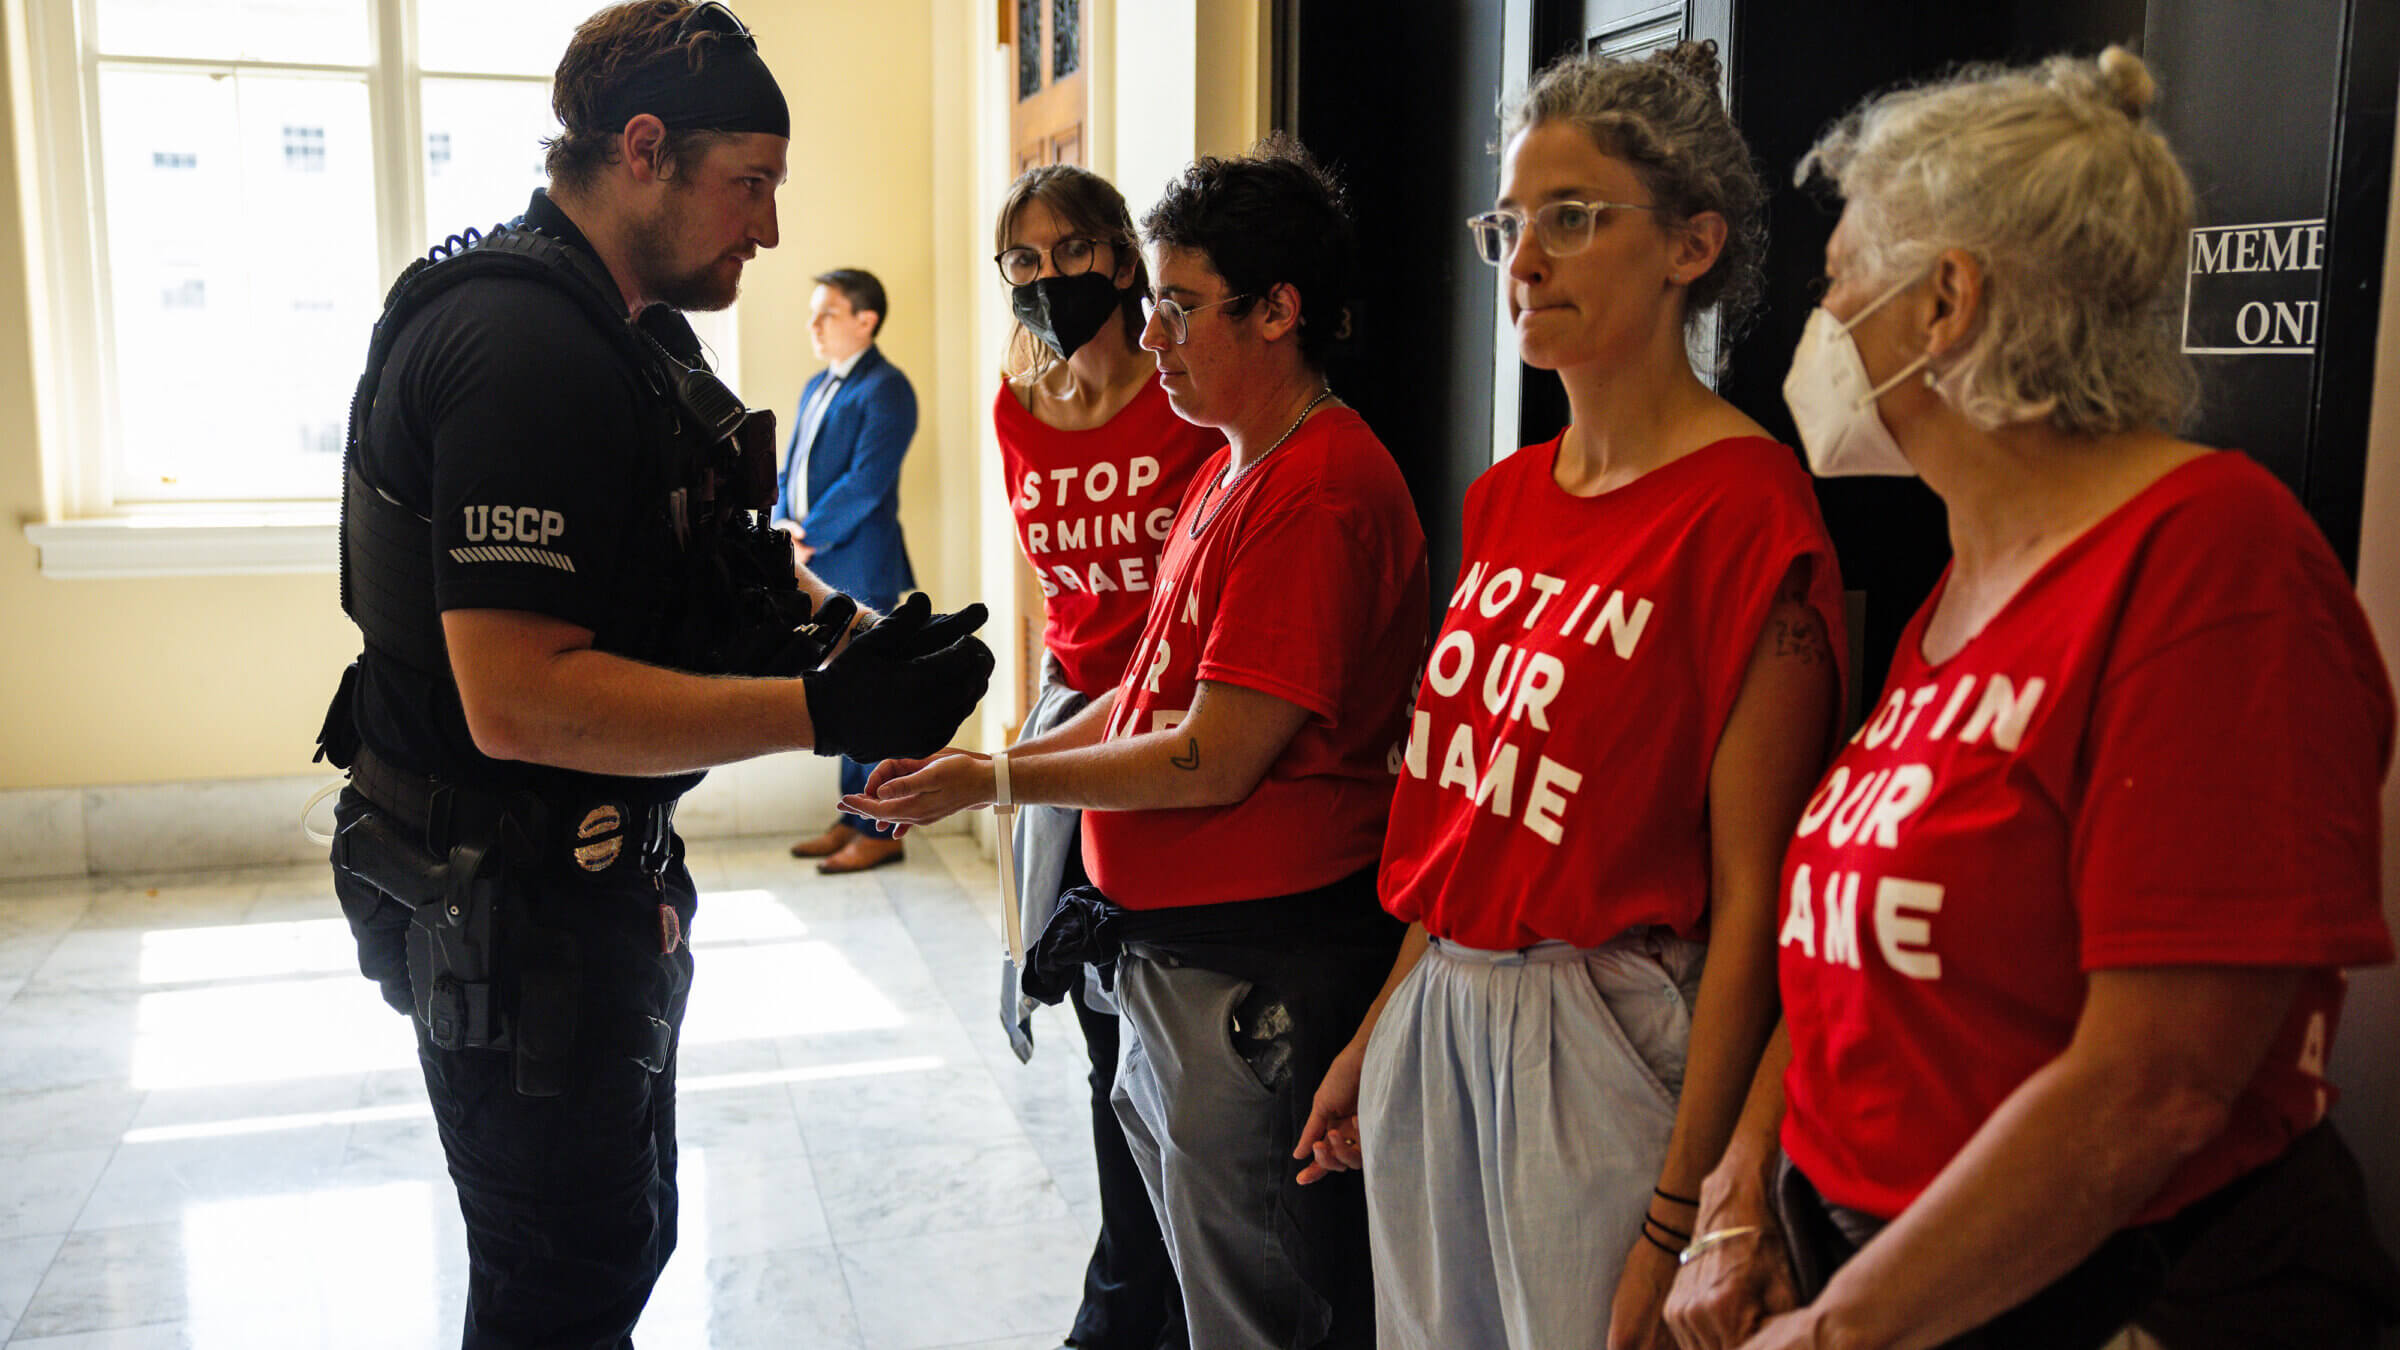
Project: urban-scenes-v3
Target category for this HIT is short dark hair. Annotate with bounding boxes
[1141,133,1357,368]
[814,268,889,337]
[545,2,746,194]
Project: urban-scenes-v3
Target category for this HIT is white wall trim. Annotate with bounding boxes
[1489,0,1534,465]
[0,758,966,881]
[24,511,338,578]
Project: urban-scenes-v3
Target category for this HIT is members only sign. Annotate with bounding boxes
[2181,218,2327,356]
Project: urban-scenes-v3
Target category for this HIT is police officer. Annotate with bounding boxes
[316,4,992,1346]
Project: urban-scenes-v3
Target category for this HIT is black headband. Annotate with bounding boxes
[590,4,790,140]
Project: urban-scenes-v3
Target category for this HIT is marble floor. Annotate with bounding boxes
[0,833,1101,1349]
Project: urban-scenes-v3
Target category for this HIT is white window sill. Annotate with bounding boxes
[24,508,339,579]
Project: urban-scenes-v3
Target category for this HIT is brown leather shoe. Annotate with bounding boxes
[789,822,858,858]
[816,833,906,874]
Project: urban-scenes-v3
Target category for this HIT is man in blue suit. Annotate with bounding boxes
[776,267,917,872]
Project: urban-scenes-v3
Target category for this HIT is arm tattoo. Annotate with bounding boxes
[1771,616,1829,667]
[1169,737,1201,771]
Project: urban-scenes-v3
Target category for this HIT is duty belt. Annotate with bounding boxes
[349,743,676,880]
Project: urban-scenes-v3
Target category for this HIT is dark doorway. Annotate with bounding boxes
[1286,0,1510,616]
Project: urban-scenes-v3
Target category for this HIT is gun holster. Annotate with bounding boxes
[331,800,584,1097]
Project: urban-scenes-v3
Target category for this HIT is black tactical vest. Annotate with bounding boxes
[336,225,798,701]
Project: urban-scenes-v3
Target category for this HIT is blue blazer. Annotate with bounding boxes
[775,343,916,604]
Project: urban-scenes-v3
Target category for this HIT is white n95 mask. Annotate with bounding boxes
[1782,274,1932,478]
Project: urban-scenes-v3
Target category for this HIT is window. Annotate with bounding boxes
[24,0,739,528]
[1050,0,1078,80]
[1016,0,1042,99]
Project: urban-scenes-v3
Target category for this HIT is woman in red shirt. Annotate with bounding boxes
[1665,48,2398,1350]
[1292,43,1845,1350]
[990,164,1219,1350]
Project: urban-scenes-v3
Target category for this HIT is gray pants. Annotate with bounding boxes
[1112,946,1376,1350]
[1359,931,1705,1350]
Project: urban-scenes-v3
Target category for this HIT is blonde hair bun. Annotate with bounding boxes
[2092,45,2158,119]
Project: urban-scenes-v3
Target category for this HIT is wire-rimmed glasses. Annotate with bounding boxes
[1466,199,1657,265]
[1140,293,1254,345]
[994,237,1109,287]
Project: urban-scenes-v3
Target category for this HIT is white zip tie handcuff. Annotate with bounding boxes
[991,750,1024,970]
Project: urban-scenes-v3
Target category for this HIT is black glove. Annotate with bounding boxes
[802,592,995,761]
[733,591,857,677]
[883,601,988,658]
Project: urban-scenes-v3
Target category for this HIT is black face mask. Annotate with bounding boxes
[1010,272,1124,361]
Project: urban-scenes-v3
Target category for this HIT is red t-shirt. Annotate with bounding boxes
[1084,405,1429,910]
[1380,435,1845,948]
[994,380,1223,696]
[1778,451,2395,1224]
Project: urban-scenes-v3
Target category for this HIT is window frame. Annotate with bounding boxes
[18,0,737,577]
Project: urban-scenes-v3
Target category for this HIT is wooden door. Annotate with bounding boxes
[1008,0,1088,173]
[1001,0,1090,733]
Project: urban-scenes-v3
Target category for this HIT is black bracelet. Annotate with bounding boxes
[1639,1225,1684,1259]
[1653,1184,1699,1208]
[1645,1214,1692,1243]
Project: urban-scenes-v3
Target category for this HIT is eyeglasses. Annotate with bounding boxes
[678,1,757,49]
[1140,293,1254,345]
[1466,199,1657,265]
[994,237,1111,287]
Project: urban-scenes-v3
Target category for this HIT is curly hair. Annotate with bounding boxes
[545,1,745,192]
[1140,133,1358,369]
[996,164,1150,378]
[1500,40,1768,361]
[1799,46,2198,435]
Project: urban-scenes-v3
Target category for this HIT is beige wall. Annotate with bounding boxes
[0,0,943,792]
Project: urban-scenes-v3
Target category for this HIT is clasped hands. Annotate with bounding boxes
[840,748,995,839]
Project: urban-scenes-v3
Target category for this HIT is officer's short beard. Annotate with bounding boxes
[628,180,740,313]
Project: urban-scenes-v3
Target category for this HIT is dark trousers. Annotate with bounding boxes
[834,586,901,835]
[837,755,882,834]
[420,1015,684,1349]
[1778,1124,2400,1350]
[334,789,697,1350]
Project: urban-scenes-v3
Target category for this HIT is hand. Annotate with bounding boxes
[847,749,974,838]
[841,751,994,831]
[1293,1035,1369,1184]
[802,594,994,762]
[1663,1195,1799,1350]
[774,520,815,567]
[1607,1230,1680,1350]
[870,593,991,660]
